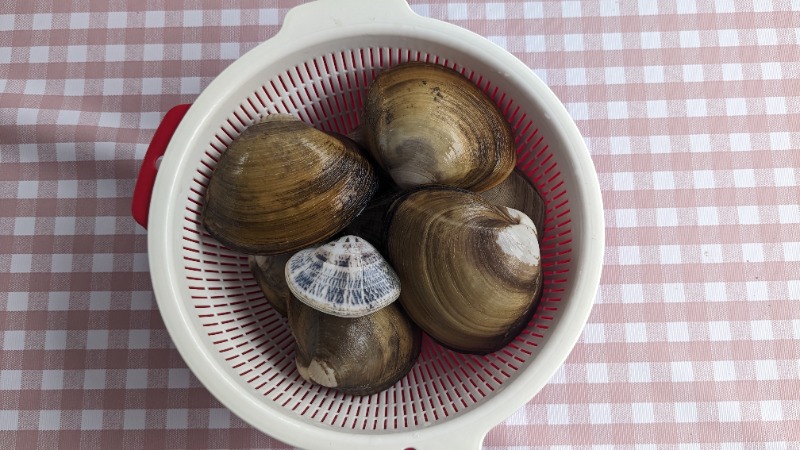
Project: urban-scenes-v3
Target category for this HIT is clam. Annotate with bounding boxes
[285,235,401,318]
[479,168,547,240]
[248,254,292,316]
[385,187,542,354]
[287,298,420,396]
[201,114,378,255]
[363,62,515,192]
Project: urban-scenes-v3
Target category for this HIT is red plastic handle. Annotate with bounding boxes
[131,104,192,229]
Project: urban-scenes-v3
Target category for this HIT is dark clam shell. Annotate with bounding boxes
[363,62,515,192]
[287,298,421,396]
[248,254,292,317]
[201,114,378,255]
[385,186,542,354]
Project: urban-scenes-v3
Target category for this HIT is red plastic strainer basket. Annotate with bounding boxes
[132,1,604,448]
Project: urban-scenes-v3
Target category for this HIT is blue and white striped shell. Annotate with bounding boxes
[285,235,401,318]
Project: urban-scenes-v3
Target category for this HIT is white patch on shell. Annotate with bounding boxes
[285,235,401,318]
[296,358,337,388]
[496,207,540,267]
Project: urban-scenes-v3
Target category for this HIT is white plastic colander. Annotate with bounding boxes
[132,0,604,448]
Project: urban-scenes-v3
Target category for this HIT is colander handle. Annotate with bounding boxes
[131,103,192,229]
[278,0,418,35]
[408,430,487,450]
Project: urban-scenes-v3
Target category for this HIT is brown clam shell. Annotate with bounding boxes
[201,115,378,255]
[363,62,515,192]
[248,254,292,317]
[386,187,542,354]
[479,168,547,240]
[287,297,421,396]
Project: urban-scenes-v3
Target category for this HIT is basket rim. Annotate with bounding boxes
[146,2,605,448]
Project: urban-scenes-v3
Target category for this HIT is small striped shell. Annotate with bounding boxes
[285,235,401,318]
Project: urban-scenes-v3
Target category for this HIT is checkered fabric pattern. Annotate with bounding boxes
[1,0,798,448]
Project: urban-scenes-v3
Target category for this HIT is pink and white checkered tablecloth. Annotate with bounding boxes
[1,0,798,448]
